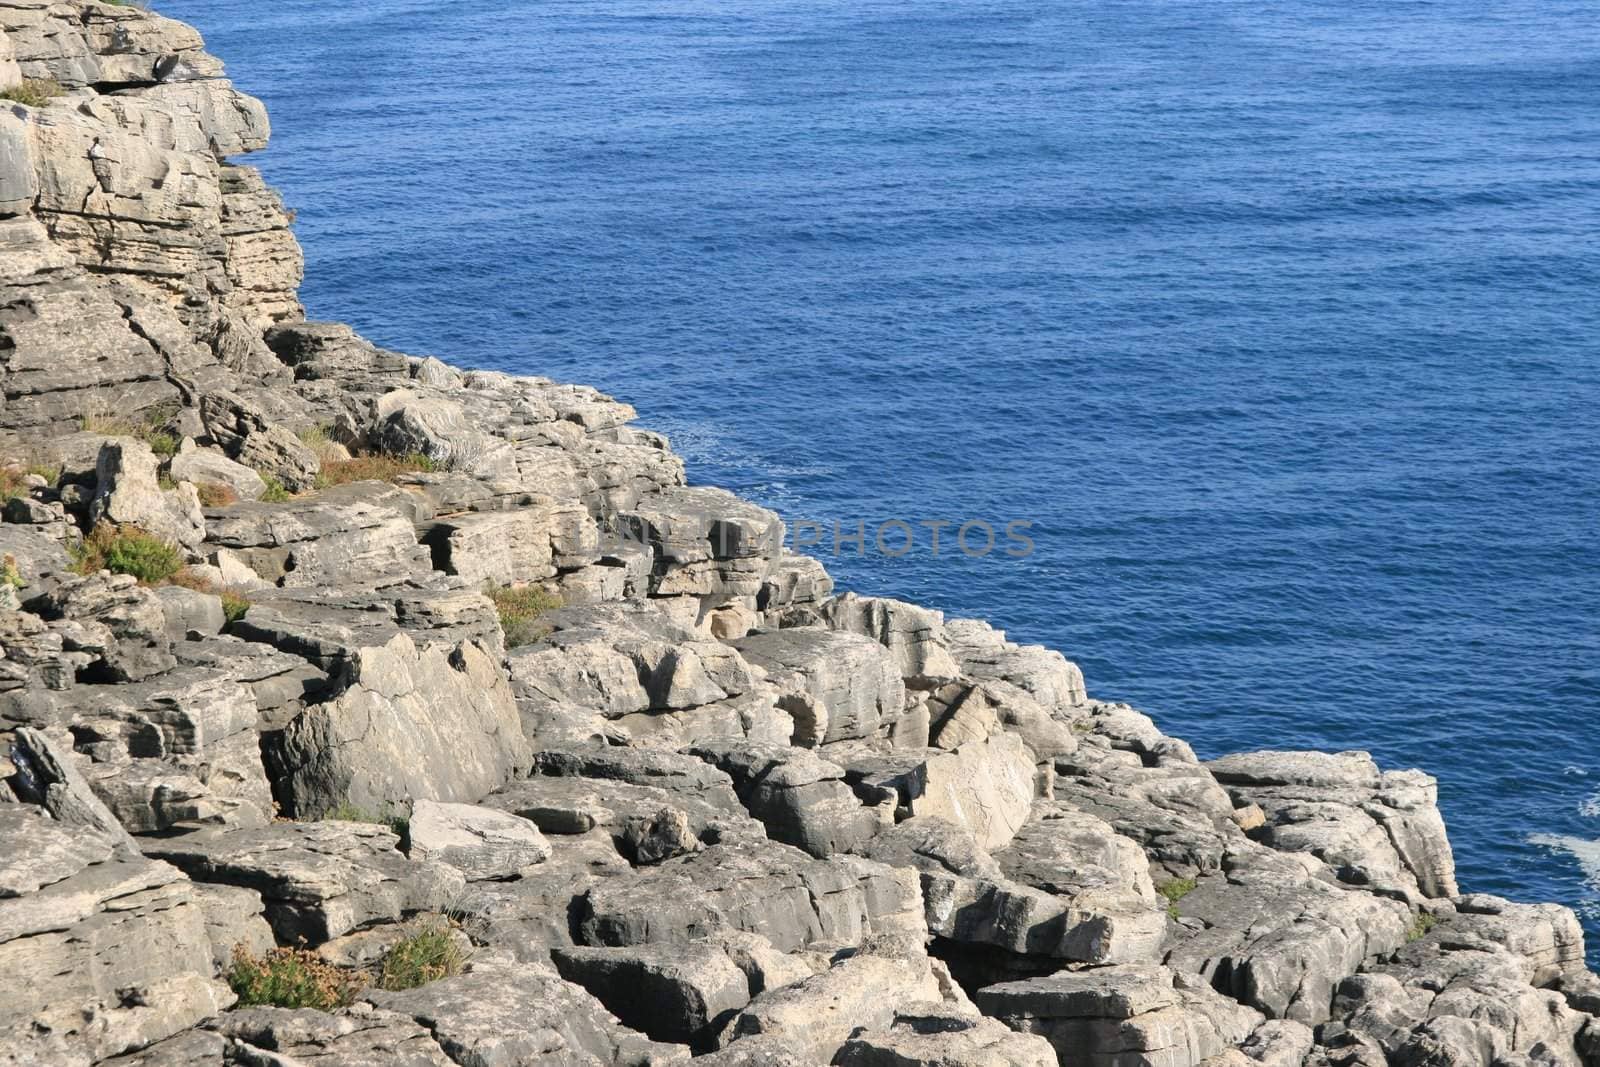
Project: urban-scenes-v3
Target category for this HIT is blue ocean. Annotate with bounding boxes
[164,0,1600,953]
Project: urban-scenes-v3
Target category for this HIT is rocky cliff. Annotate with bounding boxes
[2,5,1597,1067]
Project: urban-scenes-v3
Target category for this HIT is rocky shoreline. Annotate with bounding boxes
[2,4,1597,1066]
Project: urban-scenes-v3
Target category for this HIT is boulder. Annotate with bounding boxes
[554,942,752,1045]
[716,937,948,1062]
[1207,749,1458,901]
[144,820,465,945]
[735,628,905,746]
[975,965,1261,1067]
[836,1002,1058,1066]
[578,840,924,954]
[406,799,551,880]
[364,951,689,1066]
[691,738,884,858]
[167,440,267,501]
[822,592,960,690]
[0,806,230,1063]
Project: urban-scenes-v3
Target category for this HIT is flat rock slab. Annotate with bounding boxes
[144,820,464,945]
[578,840,923,954]
[0,806,227,1063]
[407,799,551,880]
[976,965,1261,1067]
[365,951,689,1066]
[554,942,752,1045]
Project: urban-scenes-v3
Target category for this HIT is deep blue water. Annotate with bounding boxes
[165,0,1600,951]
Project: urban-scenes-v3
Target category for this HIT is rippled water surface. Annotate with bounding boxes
[164,0,1600,951]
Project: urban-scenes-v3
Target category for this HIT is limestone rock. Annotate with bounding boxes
[268,632,527,819]
[0,806,229,1063]
[975,965,1261,1067]
[691,738,883,858]
[578,840,924,954]
[822,592,961,690]
[90,438,205,550]
[168,440,267,501]
[735,627,905,746]
[364,951,689,1066]
[1207,749,1458,901]
[145,819,465,945]
[406,799,551,880]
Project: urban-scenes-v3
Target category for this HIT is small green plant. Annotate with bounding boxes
[164,568,252,624]
[221,589,251,625]
[227,945,364,1010]
[82,406,180,456]
[485,583,562,648]
[1157,876,1197,918]
[312,452,435,491]
[325,801,409,837]
[71,525,183,584]
[1,554,22,590]
[1406,911,1437,942]
[258,473,292,502]
[0,79,65,108]
[376,919,465,991]
[145,431,179,458]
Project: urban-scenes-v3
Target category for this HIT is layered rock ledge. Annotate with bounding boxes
[2,5,1596,1067]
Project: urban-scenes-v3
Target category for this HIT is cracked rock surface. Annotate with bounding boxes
[1,4,1597,1067]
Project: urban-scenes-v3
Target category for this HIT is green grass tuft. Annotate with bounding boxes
[1406,911,1438,942]
[71,525,183,585]
[227,945,364,1010]
[1157,876,1198,919]
[257,473,292,503]
[312,451,435,490]
[1,79,65,108]
[325,800,409,837]
[485,583,562,648]
[376,919,465,991]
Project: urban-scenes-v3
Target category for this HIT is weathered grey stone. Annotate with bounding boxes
[168,439,268,501]
[269,632,527,819]
[836,1002,1059,1066]
[0,806,229,1063]
[30,571,176,682]
[1207,749,1458,901]
[145,820,465,945]
[200,391,320,491]
[554,942,752,1044]
[190,881,274,974]
[861,813,1164,966]
[822,592,961,690]
[717,939,948,1062]
[217,1005,455,1066]
[204,488,433,588]
[976,965,1261,1067]
[944,618,1087,711]
[365,951,689,1066]
[407,799,551,880]
[376,388,518,476]
[691,738,883,858]
[90,438,205,550]
[735,628,905,746]
[579,839,924,954]
[1164,848,1411,1024]
[429,502,599,583]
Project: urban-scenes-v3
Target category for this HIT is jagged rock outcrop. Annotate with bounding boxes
[0,5,1596,1067]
